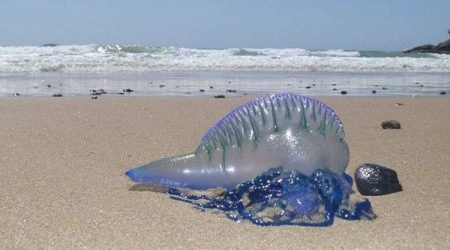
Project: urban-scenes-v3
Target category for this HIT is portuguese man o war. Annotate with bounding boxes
[125,93,376,226]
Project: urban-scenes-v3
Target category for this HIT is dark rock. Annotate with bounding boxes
[440,91,446,95]
[209,86,214,89]
[372,90,376,94]
[305,86,311,89]
[52,93,63,97]
[404,39,450,54]
[40,43,59,47]
[340,90,347,95]
[355,163,403,196]
[436,40,450,52]
[226,89,237,93]
[404,44,436,53]
[214,95,226,98]
[123,88,134,93]
[199,89,205,92]
[381,120,401,129]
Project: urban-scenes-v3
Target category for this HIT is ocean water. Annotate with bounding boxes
[0,44,449,97]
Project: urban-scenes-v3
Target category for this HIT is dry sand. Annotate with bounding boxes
[0,96,449,249]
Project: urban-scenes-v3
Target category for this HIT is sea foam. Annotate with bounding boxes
[0,44,449,73]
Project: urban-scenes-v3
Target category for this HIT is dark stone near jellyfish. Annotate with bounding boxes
[355,163,403,196]
[169,168,375,226]
[381,120,401,129]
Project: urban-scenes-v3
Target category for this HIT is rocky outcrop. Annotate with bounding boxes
[404,39,450,54]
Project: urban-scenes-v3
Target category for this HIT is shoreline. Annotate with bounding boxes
[1,96,449,248]
[1,71,449,97]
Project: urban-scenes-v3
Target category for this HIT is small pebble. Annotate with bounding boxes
[371,90,376,94]
[199,89,205,93]
[340,90,347,95]
[440,91,446,95]
[305,86,311,89]
[355,163,402,196]
[209,86,214,89]
[381,120,401,129]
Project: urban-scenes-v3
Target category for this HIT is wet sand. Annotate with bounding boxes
[0,96,449,249]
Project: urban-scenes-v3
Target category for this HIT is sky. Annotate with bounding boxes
[0,0,449,51]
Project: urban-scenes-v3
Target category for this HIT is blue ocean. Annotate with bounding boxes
[0,44,449,97]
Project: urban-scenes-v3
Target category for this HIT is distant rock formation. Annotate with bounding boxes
[40,43,59,47]
[404,39,450,54]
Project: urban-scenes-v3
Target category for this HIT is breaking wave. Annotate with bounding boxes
[0,44,449,73]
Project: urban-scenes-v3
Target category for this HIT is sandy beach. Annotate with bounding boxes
[1,95,449,249]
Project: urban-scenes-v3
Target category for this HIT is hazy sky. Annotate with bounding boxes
[0,0,449,50]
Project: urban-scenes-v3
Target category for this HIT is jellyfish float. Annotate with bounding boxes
[126,93,375,226]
